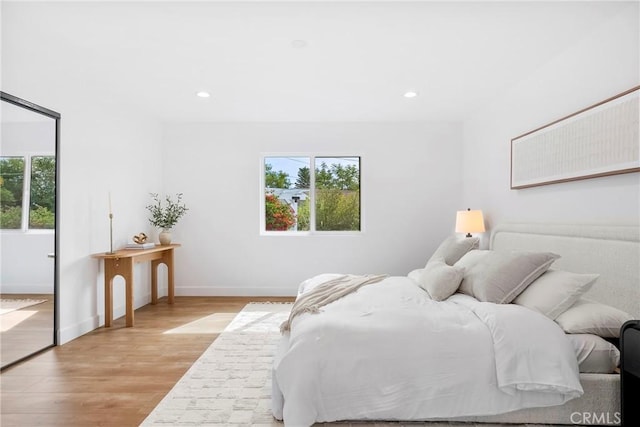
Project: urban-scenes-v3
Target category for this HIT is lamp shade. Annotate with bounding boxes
[455,209,485,236]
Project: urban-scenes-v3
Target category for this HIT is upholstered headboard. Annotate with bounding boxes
[490,223,640,318]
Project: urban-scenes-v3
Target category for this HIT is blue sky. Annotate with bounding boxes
[265,156,359,188]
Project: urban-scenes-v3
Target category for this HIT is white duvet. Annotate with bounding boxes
[272,275,582,426]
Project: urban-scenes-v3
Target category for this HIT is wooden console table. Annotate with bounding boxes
[92,244,180,327]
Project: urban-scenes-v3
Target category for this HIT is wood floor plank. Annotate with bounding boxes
[0,296,293,427]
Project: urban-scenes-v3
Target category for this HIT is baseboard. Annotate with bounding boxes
[58,291,156,345]
[58,314,100,345]
[175,286,297,297]
[0,283,54,294]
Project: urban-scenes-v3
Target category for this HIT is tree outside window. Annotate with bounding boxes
[263,156,360,233]
[0,155,55,230]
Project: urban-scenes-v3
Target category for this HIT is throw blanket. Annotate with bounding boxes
[280,273,388,333]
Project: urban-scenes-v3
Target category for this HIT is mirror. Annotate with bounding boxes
[0,92,59,370]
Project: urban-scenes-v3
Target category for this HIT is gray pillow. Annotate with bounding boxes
[513,269,599,320]
[427,236,479,266]
[409,258,464,301]
[454,250,491,296]
[555,299,633,338]
[461,250,560,304]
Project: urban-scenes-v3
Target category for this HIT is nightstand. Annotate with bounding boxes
[621,320,640,426]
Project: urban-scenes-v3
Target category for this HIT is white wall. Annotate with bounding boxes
[462,6,640,238]
[163,122,463,295]
[56,105,164,344]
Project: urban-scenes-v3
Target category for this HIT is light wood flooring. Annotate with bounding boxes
[0,296,292,427]
[1,294,55,369]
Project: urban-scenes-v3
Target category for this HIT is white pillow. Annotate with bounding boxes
[427,236,479,266]
[460,250,560,304]
[409,259,464,301]
[565,334,620,373]
[513,269,599,320]
[555,299,633,338]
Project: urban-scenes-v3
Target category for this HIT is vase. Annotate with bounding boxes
[159,229,172,245]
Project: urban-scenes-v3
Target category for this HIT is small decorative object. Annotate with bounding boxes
[146,193,188,245]
[133,232,148,244]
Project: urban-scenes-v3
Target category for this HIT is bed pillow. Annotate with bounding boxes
[410,259,464,301]
[454,250,491,295]
[566,333,620,373]
[427,236,479,266]
[460,251,560,304]
[513,269,599,320]
[555,299,633,338]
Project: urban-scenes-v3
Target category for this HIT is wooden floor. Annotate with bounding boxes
[0,296,293,427]
[1,294,55,368]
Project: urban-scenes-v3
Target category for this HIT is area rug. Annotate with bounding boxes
[0,298,47,315]
[140,302,291,427]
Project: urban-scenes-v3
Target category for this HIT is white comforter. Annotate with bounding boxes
[272,275,583,426]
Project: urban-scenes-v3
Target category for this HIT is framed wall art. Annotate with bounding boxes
[511,86,639,189]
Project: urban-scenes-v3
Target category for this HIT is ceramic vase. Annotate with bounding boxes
[159,229,172,245]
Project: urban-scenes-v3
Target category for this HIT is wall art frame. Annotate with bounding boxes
[510,86,640,190]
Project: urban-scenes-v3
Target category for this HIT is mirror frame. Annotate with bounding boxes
[1,91,60,369]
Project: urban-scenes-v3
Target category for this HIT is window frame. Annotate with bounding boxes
[0,151,55,233]
[260,153,363,236]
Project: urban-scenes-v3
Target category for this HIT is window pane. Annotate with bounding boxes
[0,157,25,229]
[315,157,360,231]
[29,156,55,229]
[264,157,310,231]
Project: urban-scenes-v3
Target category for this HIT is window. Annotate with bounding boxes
[0,155,55,230]
[262,155,361,233]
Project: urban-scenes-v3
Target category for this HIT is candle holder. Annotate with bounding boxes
[106,213,115,254]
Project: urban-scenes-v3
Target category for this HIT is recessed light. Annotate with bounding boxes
[291,39,308,49]
[196,91,211,98]
[404,91,418,98]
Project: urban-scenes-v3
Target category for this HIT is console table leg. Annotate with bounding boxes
[151,259,160,305]
[166,249,175,304]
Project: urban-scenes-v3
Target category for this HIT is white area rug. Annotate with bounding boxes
[141,303,548,427]
[0,298,47,315]
[141,303,291,427]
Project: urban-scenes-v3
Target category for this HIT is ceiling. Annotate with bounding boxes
[2,1,635,123]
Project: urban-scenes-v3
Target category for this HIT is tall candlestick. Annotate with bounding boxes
[107,213,114,254]
[107,192,114,254]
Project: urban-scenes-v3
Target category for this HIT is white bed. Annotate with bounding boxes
[272,223,640,426]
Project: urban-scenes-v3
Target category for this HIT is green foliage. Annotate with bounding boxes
[296,200,310,231]
[1,187,16,205]
[0,206,22,229]
[295,167,310,189]
[30,156,56,212]
[315,162,359,190]
[316,189,360,231]
[146,193,188,229]
[0,157,25,207]
[265,193,295,230]
[265,163,291,189]
[29,206,55,229]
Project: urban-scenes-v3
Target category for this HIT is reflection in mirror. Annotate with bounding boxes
[0,93,59,370]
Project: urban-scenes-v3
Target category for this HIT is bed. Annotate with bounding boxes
[272,223,639,426]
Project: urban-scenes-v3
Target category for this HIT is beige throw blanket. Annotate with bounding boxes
[280,274,388,333]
